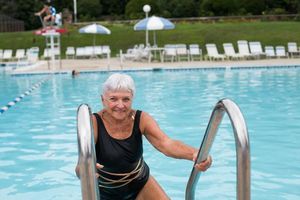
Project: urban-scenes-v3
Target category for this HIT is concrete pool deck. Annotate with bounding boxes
[10,57,300,74]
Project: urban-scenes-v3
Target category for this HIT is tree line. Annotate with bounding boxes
[1,0,300,30]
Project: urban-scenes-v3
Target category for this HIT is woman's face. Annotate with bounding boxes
[102,90,133,121]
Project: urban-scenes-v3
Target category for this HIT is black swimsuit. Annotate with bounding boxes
[94,110,150,200]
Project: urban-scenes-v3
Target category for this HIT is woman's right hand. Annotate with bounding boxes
[75,163,104,179]
[95,163,104,178]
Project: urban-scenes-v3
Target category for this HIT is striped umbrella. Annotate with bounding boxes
[134,16,175,46]
[134,16,175,31]
[79,23,111,46]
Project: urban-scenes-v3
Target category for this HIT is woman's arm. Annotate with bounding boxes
[141,112,212,171]
[141,112,196,160]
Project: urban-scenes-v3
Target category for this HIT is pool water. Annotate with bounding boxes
[0,68,300,200]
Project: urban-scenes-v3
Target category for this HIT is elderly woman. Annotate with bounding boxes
[77,73,212,200]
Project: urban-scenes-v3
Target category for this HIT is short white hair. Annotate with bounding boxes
[102,73,135,96]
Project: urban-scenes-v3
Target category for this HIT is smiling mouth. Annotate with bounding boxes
[113,110,127,113]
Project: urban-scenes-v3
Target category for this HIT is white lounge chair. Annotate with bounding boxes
[120,46,142,61]
[287,42,300,58]
[0,49,3,61]
[249,41,266,59]
[176,44,189,61]
[275,46,288,58]
[189,44,202,61]
[264,46,276,59]
[162,45,177,62]
[94,46,103,57]
[76,47,87,59]
[102,45,111,59]
[3,49,13,61]
[237,40,253,59]
[85,46,96,58]
[26,47,39,62]
[205,43,226,61]
[15,49,25,58]
[65,47,75,59]
[223,43,243,60]
[14,49,26,62]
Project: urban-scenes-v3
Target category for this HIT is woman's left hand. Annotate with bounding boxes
[193,154,212,172]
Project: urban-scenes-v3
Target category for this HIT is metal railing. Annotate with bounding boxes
[185,98,250,200]
[77,104,100,200]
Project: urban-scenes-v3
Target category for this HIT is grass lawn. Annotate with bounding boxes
[0,21,300,57]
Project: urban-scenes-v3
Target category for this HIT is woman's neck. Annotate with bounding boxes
[101,110,136,139]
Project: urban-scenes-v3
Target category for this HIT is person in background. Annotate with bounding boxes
[76,73,212,200]
[35,0,56,25]
[71,70,80,77]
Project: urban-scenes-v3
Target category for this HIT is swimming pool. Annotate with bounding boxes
[1,68,300,200]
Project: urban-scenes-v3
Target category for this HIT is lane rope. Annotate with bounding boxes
[0,76,50,115]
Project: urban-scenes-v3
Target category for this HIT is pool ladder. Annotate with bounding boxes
[77,104,100,200]
[185,98,251,200]
[76,99,250,200]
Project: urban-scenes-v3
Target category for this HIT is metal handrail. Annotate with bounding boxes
[185,98,250,200]
[77,104,100,200]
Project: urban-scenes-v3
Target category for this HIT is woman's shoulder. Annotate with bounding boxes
[93,110,104,116]
[139,111,155,127]
[139,110,153,118]
[92,110,104,122]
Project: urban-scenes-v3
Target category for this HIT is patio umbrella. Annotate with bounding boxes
[134,15,175,46]
[79,23,111,47]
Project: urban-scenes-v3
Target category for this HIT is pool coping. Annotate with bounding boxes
[4,57,300,76]
[9,63,300,76]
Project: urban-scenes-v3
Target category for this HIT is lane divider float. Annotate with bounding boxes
[0,76,50,115]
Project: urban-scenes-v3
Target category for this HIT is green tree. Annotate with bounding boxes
[53,0,74,13]
[265,0,300,14]
[284,0,300,13]
[167,0,198,17]
[0,0,18,17]
[125,0,159,19]
[101,0,128,16]
[200,0,239,16]
[77,0,102,21]
[239,0,266,15]
[14,0,43,30]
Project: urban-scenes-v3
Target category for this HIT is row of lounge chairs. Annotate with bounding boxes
[66,46,111,59]
[120,44,202,63]
[1,42,300,64]
[206,41,300,61]
[120,41,300,63]
[0,45,111,63]
[43,45,111,59]
[162,44,202,62]
[0,47,39,62]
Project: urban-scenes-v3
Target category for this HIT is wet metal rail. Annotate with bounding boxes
[77,104,100,200]
[185,99,251,200]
